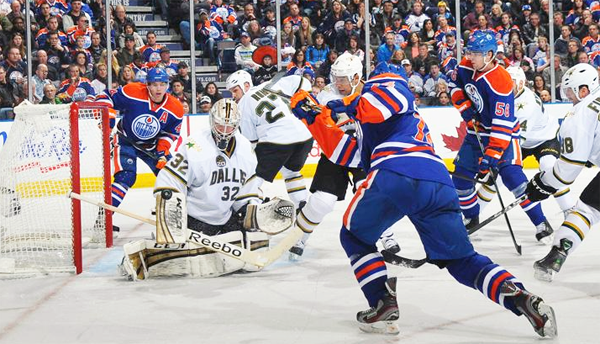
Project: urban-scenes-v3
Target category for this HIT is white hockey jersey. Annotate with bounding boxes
[542,89,600,190]
[238,76,312,144]
[155,129,259,225]
[514,87,559,149]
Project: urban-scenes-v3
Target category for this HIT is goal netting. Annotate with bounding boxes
[0,101,112,275]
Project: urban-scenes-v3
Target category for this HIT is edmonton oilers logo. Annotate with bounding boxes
[464,83,484,113]
[216,156,226,167]
[132,115,160,140]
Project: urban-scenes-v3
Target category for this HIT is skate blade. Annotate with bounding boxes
[288,252,301,261]
[358,320,399,335]
[534,267,555,282]
[538,303,558,338]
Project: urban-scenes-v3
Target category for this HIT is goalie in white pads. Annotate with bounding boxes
[120,99,294,280]
[227,71,314,210]
[526,63,600,282]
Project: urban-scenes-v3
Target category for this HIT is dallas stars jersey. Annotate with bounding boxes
[155,129,259,225]
[514,86,559,149]
[542,89,600,190]
[238,76,312,145]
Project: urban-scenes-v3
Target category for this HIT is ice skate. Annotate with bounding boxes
[357,277,399,335]
[501,281,558,338]
[380,236,400,254]
[464,216,481,239]
[534,239,572,282]
[289,232,311,261]
[535,220,554,245]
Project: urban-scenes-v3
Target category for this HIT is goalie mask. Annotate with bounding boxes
[209,98,240,151]
[330,52,363,95]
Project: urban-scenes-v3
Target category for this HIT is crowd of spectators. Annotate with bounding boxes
[2,0,600,118]
[0,0,207,118]
[176,0,600,107]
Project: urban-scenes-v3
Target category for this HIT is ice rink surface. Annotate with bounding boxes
[0,169,599,344]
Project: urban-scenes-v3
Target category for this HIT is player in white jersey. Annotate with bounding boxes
[288,52,400,259]
[526,63,600,282]
[227,71,313,209]
[119,99,268,279]
[475,66,576,228]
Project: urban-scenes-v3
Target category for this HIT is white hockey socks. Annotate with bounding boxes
[281,167,307,208]
[477,183,496,212]
[296,191,338,235]
[553,201,599,251]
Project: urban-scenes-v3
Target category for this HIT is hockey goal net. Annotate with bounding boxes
[0,101,112,275]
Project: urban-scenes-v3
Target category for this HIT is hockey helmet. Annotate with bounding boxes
[561,63,600,102]
[330,52,363,84]
[466,30,497,56]
[506,66,527,95]
[226,70,253,92]
[146,68,169,84]
[209,98,240,151]
[369,61,407,79]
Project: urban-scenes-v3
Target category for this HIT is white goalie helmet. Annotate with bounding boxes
[330,52,363,92]
[209,98,240,151]
[226,70,253,93]
[561,63,600,102]
[506,66,527,95]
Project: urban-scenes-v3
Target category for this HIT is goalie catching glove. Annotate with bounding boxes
[243,197,295,235]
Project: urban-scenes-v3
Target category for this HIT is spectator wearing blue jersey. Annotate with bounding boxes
[377,32,399,63]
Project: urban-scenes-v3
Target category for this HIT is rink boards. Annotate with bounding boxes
[0,103,573,188]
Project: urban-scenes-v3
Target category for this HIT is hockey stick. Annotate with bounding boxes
[116,133,161,161]
[68,192,300,267]
[449,171,496,185]
[468,194,527,235]
[381,250,428,269]
[472,121,522,255]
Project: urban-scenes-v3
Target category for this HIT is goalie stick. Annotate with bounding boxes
[468,194,527,235]
[68,191,300,267]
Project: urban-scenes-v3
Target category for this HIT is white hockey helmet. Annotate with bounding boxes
[506,66,527,95]
[226,70,253,93]
[561,63,600,102]
[209,98,240,151]
[330,52,363,92]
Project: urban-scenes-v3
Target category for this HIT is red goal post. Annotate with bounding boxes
[0,101,112,276]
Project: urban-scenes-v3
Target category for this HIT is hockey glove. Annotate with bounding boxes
[291,90,321,125]
[326,92,360,121]
[453,98,477,122]
[477,148,502,183]
[155,139,171,169]
[526,172,557,202]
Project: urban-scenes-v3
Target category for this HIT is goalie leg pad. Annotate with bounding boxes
[155,187,188,244]
[120,232,249,280]
[244,197,295,234]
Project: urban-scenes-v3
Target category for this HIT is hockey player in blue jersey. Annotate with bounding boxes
[289,62,557,337]
[96,68,184,213]
[450,30,553,242]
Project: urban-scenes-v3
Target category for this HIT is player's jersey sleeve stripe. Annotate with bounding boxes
[359,92,392,122]
[559,155,588,166]
[163,165,187,185]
